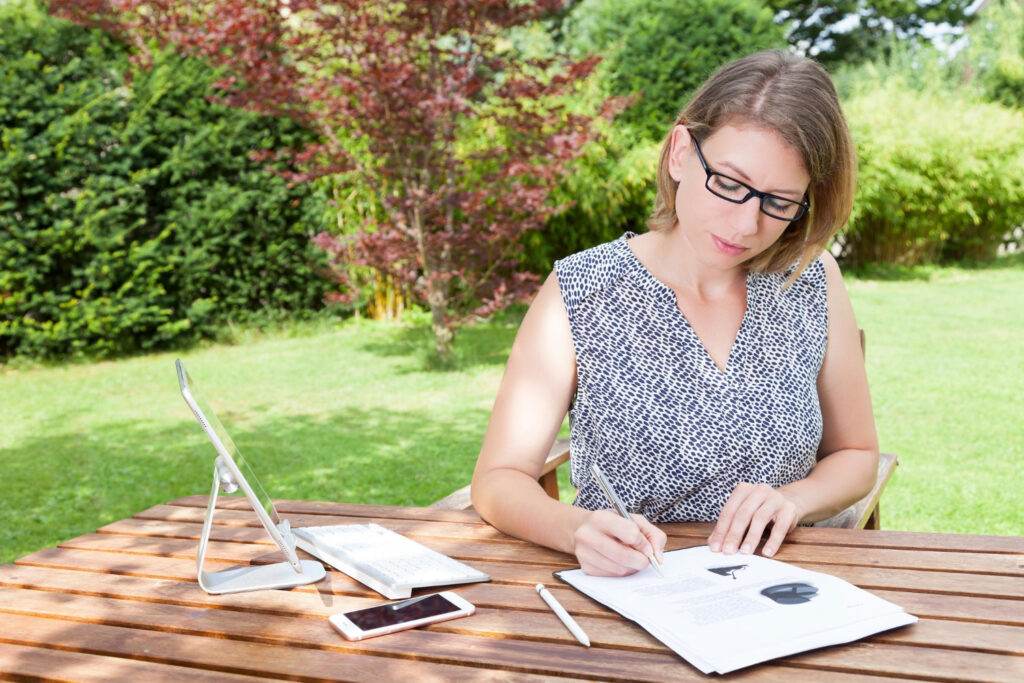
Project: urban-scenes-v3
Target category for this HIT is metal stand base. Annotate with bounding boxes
[197,466,325,594]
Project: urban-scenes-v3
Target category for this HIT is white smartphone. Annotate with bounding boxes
[329,592,475,641]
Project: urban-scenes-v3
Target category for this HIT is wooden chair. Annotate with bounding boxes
[432,331,898,531]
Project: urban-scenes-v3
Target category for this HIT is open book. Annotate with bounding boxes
[555,545,916,674]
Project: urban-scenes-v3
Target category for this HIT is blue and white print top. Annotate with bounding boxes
[554,233,828,523]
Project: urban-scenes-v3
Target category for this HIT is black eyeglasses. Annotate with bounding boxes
[692,137,810,222]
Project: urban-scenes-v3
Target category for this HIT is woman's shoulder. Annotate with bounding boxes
[554,233,636,312]
[761,251,830,295]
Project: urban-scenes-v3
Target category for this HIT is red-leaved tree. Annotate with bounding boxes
[50,0,618,359]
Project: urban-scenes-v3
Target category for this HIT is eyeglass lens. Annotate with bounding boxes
[692,136,807,221]
[706,175,804,220]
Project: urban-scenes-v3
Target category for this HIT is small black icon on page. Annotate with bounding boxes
[760,582,818,604]
[707,565,748,580]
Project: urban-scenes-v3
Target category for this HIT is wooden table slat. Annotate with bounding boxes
[165,496,489,525]
[778,639,1024,683]
[0,642,272,683]
[0,613,572,682]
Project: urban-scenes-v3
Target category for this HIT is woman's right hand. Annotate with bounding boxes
[572,509,667,576]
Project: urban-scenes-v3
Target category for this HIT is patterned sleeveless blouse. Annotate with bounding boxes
[554,232,828,523]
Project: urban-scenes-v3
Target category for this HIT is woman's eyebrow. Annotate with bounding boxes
[718,160,804,198]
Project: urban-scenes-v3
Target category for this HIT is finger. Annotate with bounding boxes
[637,517,668,562]
[721,484,772,554]
[581,511,651,573]
[577,545,634,576]
[761,507,798,558]
[739,503,776,555]
[606,522,656,572]
[709,483,752,551]
[589,535,649,574]
[625,514,655,551]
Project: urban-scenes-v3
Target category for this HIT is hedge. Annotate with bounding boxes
[843,82,1024,266]
[0,2,330,360]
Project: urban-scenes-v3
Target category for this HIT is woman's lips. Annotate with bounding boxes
[711,234,748,256]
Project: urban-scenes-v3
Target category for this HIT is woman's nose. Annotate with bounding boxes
[733,198,762,235]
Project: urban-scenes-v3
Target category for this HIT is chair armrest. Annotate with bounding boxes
[814,452,898,529]
[537,438,570,500]
[428,483,473,510]
[429,438,572,511]
[855,451,898,529]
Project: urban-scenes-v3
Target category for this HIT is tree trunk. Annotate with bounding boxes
[427,279,454,361]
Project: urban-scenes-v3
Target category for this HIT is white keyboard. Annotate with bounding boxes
[292,523,489,599]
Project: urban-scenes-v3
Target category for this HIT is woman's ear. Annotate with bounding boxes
[667,125,693,183]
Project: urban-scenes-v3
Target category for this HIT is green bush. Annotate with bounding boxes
[843,82,1024,266]
[958,0,1024,109]
[523,130,659,272]
[564,0,786,142]
[0,2,329,360]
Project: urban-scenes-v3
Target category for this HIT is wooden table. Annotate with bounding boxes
[0,497,1021,681]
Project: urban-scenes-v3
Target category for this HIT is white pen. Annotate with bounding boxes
[536,583,590,647]
[590,462,665,577]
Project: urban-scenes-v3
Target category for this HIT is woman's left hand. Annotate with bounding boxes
[707,482,803,558]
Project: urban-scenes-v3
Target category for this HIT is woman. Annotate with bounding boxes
[471,50,879,576]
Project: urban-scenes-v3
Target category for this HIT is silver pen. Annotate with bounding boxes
[536,583,590,647]
[590,462,664,576]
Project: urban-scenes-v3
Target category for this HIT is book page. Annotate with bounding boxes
[556,545,916,674]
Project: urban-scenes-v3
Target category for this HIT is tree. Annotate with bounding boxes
[767,0,973,66]
[50,0,616,360]
[563,0,786,141]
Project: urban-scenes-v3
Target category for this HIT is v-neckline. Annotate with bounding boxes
[621,234,753,375]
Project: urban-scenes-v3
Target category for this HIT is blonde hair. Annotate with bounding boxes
[648,49,856,279]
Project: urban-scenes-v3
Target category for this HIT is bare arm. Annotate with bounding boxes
[781,251,879,520]
[472,272,665,573]
[709,253,879,556]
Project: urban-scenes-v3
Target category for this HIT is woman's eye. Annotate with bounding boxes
[712,176,742,193]
[766,197,796,213]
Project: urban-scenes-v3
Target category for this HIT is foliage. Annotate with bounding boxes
[523,132,660,272]
[50,0,619,361]
[767,0,972,67]
[843,79,1024,266]
[563,0,786,142]
[957,0,1024,109]
[0,2,329,360]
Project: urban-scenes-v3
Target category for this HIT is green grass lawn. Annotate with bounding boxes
[2,256,1022,564]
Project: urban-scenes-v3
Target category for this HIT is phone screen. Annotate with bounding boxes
[344,594,462,631]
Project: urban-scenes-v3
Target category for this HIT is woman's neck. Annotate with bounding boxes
[632,228,747,301]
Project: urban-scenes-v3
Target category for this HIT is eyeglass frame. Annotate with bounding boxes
[690,136,810,222]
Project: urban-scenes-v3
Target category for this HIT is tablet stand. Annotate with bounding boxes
[197,461,325,594]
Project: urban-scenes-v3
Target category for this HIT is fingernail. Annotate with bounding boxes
[763,547,774,557]
[723,543,736,554]
[740,544,751,554]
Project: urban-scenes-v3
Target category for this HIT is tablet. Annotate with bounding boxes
[176,359,302,572]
